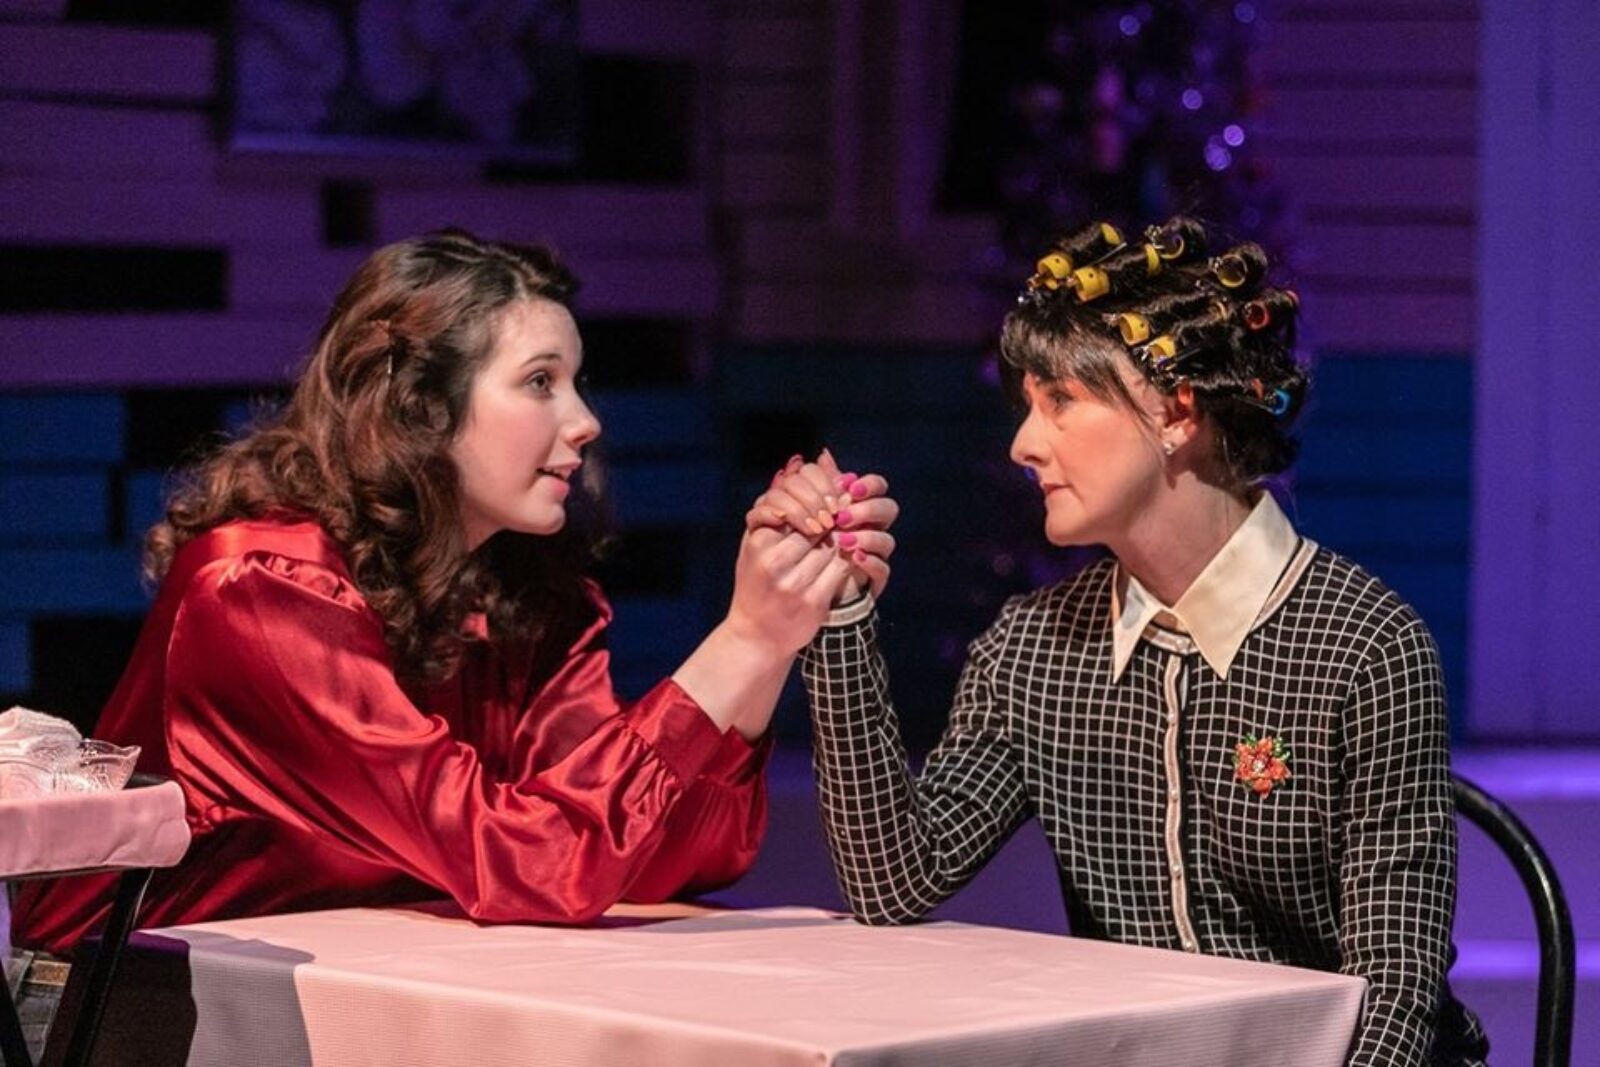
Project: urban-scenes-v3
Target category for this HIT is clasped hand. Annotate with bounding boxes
[723,450,898,655]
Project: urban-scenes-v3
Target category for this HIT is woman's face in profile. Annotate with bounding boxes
[448,298,601,550]
[1008,368,1167,549]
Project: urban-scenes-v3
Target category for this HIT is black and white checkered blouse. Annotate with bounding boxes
[801,542,1487,1067]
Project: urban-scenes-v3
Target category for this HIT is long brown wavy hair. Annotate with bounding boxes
[146,229,604,685]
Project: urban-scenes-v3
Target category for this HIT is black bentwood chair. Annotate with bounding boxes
[1452,773,1575,1067]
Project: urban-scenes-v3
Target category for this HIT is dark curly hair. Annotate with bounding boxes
[145,229,604,685]
[999,216,1308,491]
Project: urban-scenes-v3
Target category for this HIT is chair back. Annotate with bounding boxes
[1453,773,1575,1067]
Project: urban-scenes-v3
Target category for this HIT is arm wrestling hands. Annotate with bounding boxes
[746,449,898,606]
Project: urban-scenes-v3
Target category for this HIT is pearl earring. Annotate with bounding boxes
[1162,440,1176,456]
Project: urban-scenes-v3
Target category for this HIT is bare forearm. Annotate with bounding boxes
[673,619,794,740]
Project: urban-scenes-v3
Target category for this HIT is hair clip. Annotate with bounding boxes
[1146,225,1179,259]
[1133,334,1218,389]
[1145,218,1207,262]
[1135,335,1186,375]
[1143,335,1178,361]
[1144,226,1184,261]
[367,318,396,378]
[1242,379,1292,417]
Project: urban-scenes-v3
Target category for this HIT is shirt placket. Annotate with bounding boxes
[1159,651,1200,953]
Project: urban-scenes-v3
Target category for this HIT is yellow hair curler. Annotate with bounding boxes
[1141,335,1179,366]
[1070,266,1111,302]
[1034,252,1073,287]
[1117,313,1152,345]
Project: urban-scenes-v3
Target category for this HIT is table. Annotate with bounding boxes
[0,779,189,883]
[85,903,1365,1066]
[0,776,190,1067]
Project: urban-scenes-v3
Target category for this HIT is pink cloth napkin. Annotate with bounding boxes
[0,781,190,879]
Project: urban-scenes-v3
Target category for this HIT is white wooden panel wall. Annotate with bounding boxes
[1,4,1482,365]
[0,4,721,388]
[716,0,1479,354]
[717,0,994,343]
[1260,0,1478,354]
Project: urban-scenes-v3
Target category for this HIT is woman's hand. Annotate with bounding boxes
[673,525,852,738]
[747,449,898,601]
[723,524,855,656]
[675,450,895,739]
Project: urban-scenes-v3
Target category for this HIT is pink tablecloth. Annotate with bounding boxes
[0,781,190,879]
[132,904,1365,1067]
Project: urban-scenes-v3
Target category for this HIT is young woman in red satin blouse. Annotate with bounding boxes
[13,230,891,956]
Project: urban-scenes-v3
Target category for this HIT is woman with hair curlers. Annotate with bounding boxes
[772,217,1487,1067]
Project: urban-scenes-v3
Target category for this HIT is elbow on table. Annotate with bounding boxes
[626,847,760,904]
[849,899,927,928]
[457,888,614,927]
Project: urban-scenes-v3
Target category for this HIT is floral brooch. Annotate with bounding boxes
[1234,734,1291,796]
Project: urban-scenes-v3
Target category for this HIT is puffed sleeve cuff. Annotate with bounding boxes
[824,590,875,628]
[624,677,727,785]
[700,725,774,782]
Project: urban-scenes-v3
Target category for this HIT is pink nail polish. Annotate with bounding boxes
[849,480,870,500]
[837,531,858,549]
[835,508,853,527]
[837,472,858,490]
[852,549,869,564]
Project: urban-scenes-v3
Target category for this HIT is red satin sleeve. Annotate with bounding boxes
[624,728,771,901]
[477,578,771,900]
[165,551,733,924]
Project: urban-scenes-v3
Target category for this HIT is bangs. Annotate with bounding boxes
[998,309,1140,414]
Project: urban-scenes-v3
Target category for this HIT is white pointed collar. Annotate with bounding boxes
[1110,493,1300,681]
